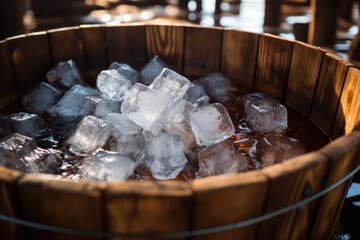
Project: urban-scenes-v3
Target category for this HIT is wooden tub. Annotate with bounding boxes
[0,24,359,240]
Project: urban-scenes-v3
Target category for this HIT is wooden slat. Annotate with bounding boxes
[0,40,18,110]
[7,32,52,98]
[183,26,223,79]
[310,53,352,135]
[105,181,193,240]
[254,34,294,100]
[146,24,185,73]
[285,41,324,116]
[17,175,104,240]
[105,24,147,70]
[309,130,360,239]
[192,171,268,240]
[0,167,24,240]
[257,152,327,240]
[331,67,360,139]
[81,25,108,86]
[221,29,259,90]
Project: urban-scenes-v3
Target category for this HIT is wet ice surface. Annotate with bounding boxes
[96,69,132,101]
[109,62,140,85]
[83,96,121,118]
[6,112,47,137]
[109,133,146,162]
[185,80,210,108]
[104,113,142,135]
[46,60,83,89]
[140,55,168,85]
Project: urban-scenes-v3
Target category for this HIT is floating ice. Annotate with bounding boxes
[199,72,237,103]
[46,60,83,89]
[96,69,132,101]
[109,62,140,85]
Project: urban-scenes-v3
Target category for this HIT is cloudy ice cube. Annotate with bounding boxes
[140,55,168,85]
[67,116,113,154]
[22,82,63,114]
[104,113,142,135]
[199,72,237,103]
[83,96,121,118]
[198,141,248,177]
[245,98,288,133]
[185,80,210,108]
[145,133,188,180]
[46,59,83,89]
[149,68,191,101]
[47,84,100,117]
[6,112,47,137]
[165,124,197,156]
[190,103,235,146]
[255,134,305,166]
[96,69,132,101]
[164,99,193,126]
[109,62,140,85]
[121,83,172,135]
[109,133,145,162]
[79,149,136,181]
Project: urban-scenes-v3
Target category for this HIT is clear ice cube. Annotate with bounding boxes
[140,55,168,85]
[67,116,113,154]
[198,140,248,177]
[185,80,210,108]
[109,133,145,162]
[190,103,235,146]
[245,98,288,133]
[96,69,132,101]
[109,62,140,85]
[6,112,47,137]
[46,60,83,89]
[199,72,237,103]
[165,124,197,156]
[164,99,193,126]
[104,113,142,135]
[83,96,121,118]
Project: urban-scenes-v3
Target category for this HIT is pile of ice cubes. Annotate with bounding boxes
[0,56,305,181]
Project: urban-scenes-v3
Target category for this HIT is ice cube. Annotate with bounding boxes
[245,98,288,133]
[198,72,237,103]
[104,113,142,135]
[0,133,37,164]
[79,149,136,182]
[164,99,193,126]
[6,112,47,137]
[190,103,235,146]
[109,133,145,162]
[255,135,305,166]
[149,68,191,101]
[67,116,113,154]
[47,84,100,117]
[22,82,63,114]
[140,55,168,85]
[121,83,172,135]
[165,124,197,156]
[83,96,121,118]
[96,69,132,101]
[185,80,210,108]
[109,62,140,85]
[46,60,83,89]
[145,133,187,180]
[198,140,248,177]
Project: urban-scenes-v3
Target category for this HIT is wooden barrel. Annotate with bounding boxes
[0,24,359,240]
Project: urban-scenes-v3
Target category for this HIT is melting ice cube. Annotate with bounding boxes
[83,96,121,118]
[6,112,47,137]
[104,113,142,135]
[140,55,168,85]
[199,72,237,103]
[109,133,145,162]
[46,60,83,89]
[185,80,210,108]
[96,69,132,101]
[109,62,140,85]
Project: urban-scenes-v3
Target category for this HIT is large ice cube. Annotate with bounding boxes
[199,72,237,103]
[185,80,210,108]
[109,62,140,85]
[104,113,142,135]
[96,69,132,101]
[164,99,193,126]
[121,83,172,135]
[245,98,288,133]
[140,55,168,85]
[255,134,305,166]
[47,84,100,117]
[190,103,235,146]
[67,116,113,154]
[198,140,248,177]
[83,96,121,118]
[145,133,187,180]
[6,112,47,137]
[109,133,145,162]
[22,82,63,114]
[46,60,83,89]
[79,149,136,181]
[149,68,191,101]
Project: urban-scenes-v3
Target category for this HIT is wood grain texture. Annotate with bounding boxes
[285,41,324,116]
[0,167,23,240]
[257,152,327,240]
[183,25,223,79]
[105,24,147,70]
[310,53,352,135]
[105,181,193,240]
[221,29,259,90]
[192,171,267,240]
[331,67,360,139]
[7,32,52,98]
[254,33,294,100]
[146,24,185,73]
[309,130,360,240]
[0,41,18,110]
